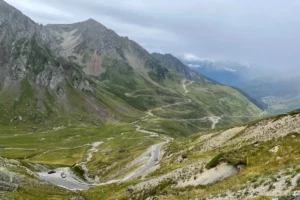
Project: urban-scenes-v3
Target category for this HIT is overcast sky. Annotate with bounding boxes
[6,0,300,71]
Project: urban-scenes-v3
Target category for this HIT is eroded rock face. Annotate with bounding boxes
[0,1,63,86]
[0,170,16,191]
[49,68,65,90]
[0,159,22,192]
[5,55,28,81]
[0,0,38,62]
[73,79,93,93]
[177,163,238,187]
[0,157,54,193]
[35,63,65,89]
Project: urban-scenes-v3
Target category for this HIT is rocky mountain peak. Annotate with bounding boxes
[82,18,101,25]
[0,0,40,69]
[0,0,37,33]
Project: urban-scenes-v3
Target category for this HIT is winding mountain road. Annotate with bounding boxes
[204,116,222,129]
[35,81,221,190]
[182,80,194,94]
[36,122,169,190]
[122,139,168,181]
[37,168,90,190]
[37,139,168,190]
[146,99,192,117]
[36,142,104,190]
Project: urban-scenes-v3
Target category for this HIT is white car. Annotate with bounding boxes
[61,172,67,178]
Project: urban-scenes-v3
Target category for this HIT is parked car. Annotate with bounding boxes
[48,170,56,174]
[61,172,67,178]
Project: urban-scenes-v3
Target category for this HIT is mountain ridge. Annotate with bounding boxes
[0,0,261,131]
[152,52,264,110]
[152,52,216,83]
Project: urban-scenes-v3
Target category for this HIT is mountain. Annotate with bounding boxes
[0,0,176,126]
[151,53,216,83]
[0,0,180,125]
[0,0,262,131]
[230,86,265,110]
[153,53,264,110]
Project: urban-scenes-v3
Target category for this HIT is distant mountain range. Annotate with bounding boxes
[182,60,255,86]
[183,59,300,113]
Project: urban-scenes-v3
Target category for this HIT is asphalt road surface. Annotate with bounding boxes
[132,142,164,178]
[37,139,168,190]
[37,168,90,190]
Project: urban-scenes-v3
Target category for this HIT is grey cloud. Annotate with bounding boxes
[5,0,300,72]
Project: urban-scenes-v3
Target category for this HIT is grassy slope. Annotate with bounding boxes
[135,117,211,137]
[119,68,262,137]
[4,185,75,200]
[80,112,300,200]
[154,133,300,200]
[135,72,262,135]
[0,123,163,178]
[0,76,144,128]
[97,57,262,129]
[98,57,183,112]
[157,80,261,121]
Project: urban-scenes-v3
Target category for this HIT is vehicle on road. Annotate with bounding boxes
[61,172,67,178]
[154,158,158,161]
[48,170,56,174]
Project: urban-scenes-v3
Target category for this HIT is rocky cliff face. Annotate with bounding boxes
[0,0,38,52]
[45,19,169,81]
[0,0,170,91]
[0,0,63,87]
[0,0,36,80]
